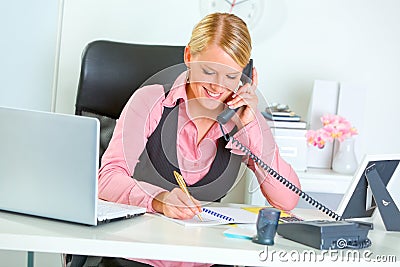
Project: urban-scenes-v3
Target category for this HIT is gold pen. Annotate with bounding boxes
[173,171,203,221]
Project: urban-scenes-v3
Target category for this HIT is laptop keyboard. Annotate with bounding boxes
[97,200,146,223]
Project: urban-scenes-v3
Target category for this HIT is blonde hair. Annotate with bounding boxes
[188,13,252,68]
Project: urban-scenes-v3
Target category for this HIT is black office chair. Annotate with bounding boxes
[67,40,185,267]
[75,40,185,160]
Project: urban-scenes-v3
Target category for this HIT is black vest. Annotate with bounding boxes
[133,85,242,202]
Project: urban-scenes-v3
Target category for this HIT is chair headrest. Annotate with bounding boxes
[75,40,185,119]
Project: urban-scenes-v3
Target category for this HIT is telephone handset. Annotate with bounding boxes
[216,59,253,125]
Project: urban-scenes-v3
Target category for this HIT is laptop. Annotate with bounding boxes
[0,106,146,225]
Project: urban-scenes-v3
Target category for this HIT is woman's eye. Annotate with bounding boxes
[202,69,215,75]
[227,75,238,80]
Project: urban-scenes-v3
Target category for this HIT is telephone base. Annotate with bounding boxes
[277,220,373,250]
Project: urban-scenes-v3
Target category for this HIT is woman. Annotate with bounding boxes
[97,12,300,267]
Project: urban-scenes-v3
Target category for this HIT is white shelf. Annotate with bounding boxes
[297,168,353,194]
[244,168,354,206]
[297,167,353,180]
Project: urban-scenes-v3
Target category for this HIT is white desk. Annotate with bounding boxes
[0,208,399,266]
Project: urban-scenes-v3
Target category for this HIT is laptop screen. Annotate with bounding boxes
[0,106,100,225]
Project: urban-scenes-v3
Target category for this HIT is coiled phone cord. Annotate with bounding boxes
[219,123,343,221]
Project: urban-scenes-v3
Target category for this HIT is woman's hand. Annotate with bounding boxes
[226,67,259,127]
[152,188,202,219]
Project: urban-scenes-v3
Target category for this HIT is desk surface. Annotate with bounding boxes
[0,207,399,266]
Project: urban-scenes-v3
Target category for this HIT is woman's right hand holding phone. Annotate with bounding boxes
[226,67,259,128]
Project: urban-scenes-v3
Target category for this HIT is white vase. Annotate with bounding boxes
[332,138,358,175]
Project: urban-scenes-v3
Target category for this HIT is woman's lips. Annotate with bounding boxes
[204,87,223,99]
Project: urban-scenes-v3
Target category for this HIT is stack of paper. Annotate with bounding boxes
[263,103,307,129]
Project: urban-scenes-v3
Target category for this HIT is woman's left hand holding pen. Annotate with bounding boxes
[152,189,202,220]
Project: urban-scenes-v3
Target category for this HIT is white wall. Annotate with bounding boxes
[55,0,400,156]
[0,0,62,111]
[253,0,400,156]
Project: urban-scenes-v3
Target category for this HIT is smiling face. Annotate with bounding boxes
[185,44,243,112]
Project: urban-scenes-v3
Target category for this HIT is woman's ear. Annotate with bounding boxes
[184,46,191,67]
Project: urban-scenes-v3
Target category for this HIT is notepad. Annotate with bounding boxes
[160,207,258,226]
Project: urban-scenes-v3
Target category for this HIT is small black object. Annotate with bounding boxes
[252,207,281,245]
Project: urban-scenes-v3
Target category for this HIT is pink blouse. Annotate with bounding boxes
[97,75,301,267]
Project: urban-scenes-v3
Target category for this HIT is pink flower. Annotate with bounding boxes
[306,114,358,149]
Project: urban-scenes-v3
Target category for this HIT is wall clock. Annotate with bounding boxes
[199,0,264,30]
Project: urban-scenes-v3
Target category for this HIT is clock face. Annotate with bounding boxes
[199,0,264,30]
